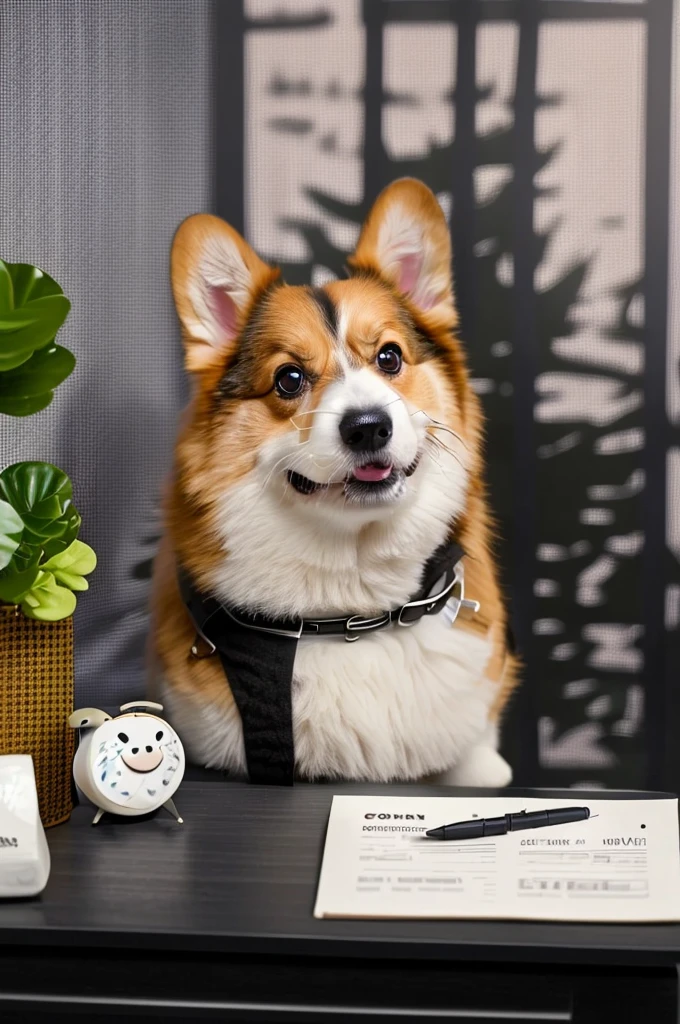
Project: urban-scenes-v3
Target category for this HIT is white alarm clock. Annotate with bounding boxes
[68,701,185,825]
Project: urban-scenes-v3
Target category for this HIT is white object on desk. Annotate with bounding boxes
[0,754,50,898]
[315,793,680,923]
[69,700,185,825]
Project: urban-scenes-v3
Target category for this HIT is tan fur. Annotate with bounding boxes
[151,178,518,772]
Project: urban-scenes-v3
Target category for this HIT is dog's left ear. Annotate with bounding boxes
[349,178,456,325]
[171,214,278,373]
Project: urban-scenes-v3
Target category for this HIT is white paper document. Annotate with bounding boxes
[314,795,680,922]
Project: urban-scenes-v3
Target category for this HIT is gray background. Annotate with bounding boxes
[0,0,211,698]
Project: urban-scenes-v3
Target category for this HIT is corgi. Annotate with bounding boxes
[150,178,517,787]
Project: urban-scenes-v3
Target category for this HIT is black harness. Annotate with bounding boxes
[179,540,478,786]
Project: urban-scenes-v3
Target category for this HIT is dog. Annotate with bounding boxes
[150,178,517,787]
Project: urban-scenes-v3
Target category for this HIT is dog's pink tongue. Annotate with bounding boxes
[353,463,393,483]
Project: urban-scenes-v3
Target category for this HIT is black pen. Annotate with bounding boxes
[425,806,590,841]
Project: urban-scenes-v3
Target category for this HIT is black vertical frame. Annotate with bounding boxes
[644,0,674,789]
[362,0,388,209]
[509,0,541,786]
[451,0,478,347]
[214,0,245,233]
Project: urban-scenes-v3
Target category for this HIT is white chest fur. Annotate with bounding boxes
[207,434,468,621]
[164,446,511,786]
[162,608,496,783]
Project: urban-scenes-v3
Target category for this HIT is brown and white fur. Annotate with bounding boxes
[151,178,517,786]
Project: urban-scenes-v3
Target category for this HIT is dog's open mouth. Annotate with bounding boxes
[287,455,420,501]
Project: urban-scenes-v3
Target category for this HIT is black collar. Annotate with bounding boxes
[180,539,470,648]
[178,539,475,786]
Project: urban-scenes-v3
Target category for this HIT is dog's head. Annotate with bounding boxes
[169,179,483,611]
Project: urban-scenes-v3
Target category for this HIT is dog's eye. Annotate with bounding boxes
[376,343,402,375]
[274,364,305,398]
[117,732,129,744]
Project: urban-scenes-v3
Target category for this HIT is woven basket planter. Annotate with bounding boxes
[0,604,75,828]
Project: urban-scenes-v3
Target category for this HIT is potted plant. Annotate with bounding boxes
[0,259,96,827]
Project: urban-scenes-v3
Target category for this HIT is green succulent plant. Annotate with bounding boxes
[0,259,74,416]
[0,257,95,622]
[0,462,96,621]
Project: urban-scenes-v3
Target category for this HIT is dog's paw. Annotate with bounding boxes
[440,746,513,788]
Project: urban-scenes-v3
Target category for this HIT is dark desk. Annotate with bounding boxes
[0,782,678,1022]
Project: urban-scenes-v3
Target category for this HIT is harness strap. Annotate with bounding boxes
[179,540,467,785]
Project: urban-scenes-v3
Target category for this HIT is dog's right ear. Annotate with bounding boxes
[170,214,278,373]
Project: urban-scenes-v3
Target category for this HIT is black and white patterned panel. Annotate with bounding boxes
[532,20,647,788]
[242,0,669,788]
[245,0,365,278]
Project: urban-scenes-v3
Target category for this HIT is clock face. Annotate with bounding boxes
[89,715,185,812]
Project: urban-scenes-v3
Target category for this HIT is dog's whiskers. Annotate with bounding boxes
[290,411,342,431]
[261,443,312,492]
[274,448,318,506]
[428,455,447,479]
[290,395,404,433]
[424,438,445,473]
[325,454,350,488]
[427,433,460,459]
[274,449,323,504]
[425,434,465,472]
[379,395,402,412]
[330,453,356,506]
[273,449,350,508]
[263,440,348,496]
[427,425,468,452]
[411,409,468,451]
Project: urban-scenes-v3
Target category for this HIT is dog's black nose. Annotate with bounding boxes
[339,408,393,453]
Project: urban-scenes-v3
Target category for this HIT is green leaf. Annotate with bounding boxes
[0,392,54,416]
[40,507,82,557]
[42,538,96,576]
[9,264,61,307]
[0,343,75,399]
[0,548,41,602]
[50,569,89,592]
[22,498,67,524]
[0,462,81,560]
[0,312,40,330]
[22,508,79,545]
[20,570,77,621]
[0,295,71,369]
[0,262,71,375]
[0,461,73,518]
[41,539,96,592]
[0,498,24,571]
[9,540,40,570]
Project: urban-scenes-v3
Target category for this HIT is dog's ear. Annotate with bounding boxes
[349,178,456,325]
[170,214,278,372]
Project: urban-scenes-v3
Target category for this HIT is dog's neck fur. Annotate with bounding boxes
[215,465,466,619]
[171,455,468,621]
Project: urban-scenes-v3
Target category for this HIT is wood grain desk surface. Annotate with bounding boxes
[1,781,679,967]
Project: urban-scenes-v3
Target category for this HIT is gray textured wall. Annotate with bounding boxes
[0,0,212,704]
